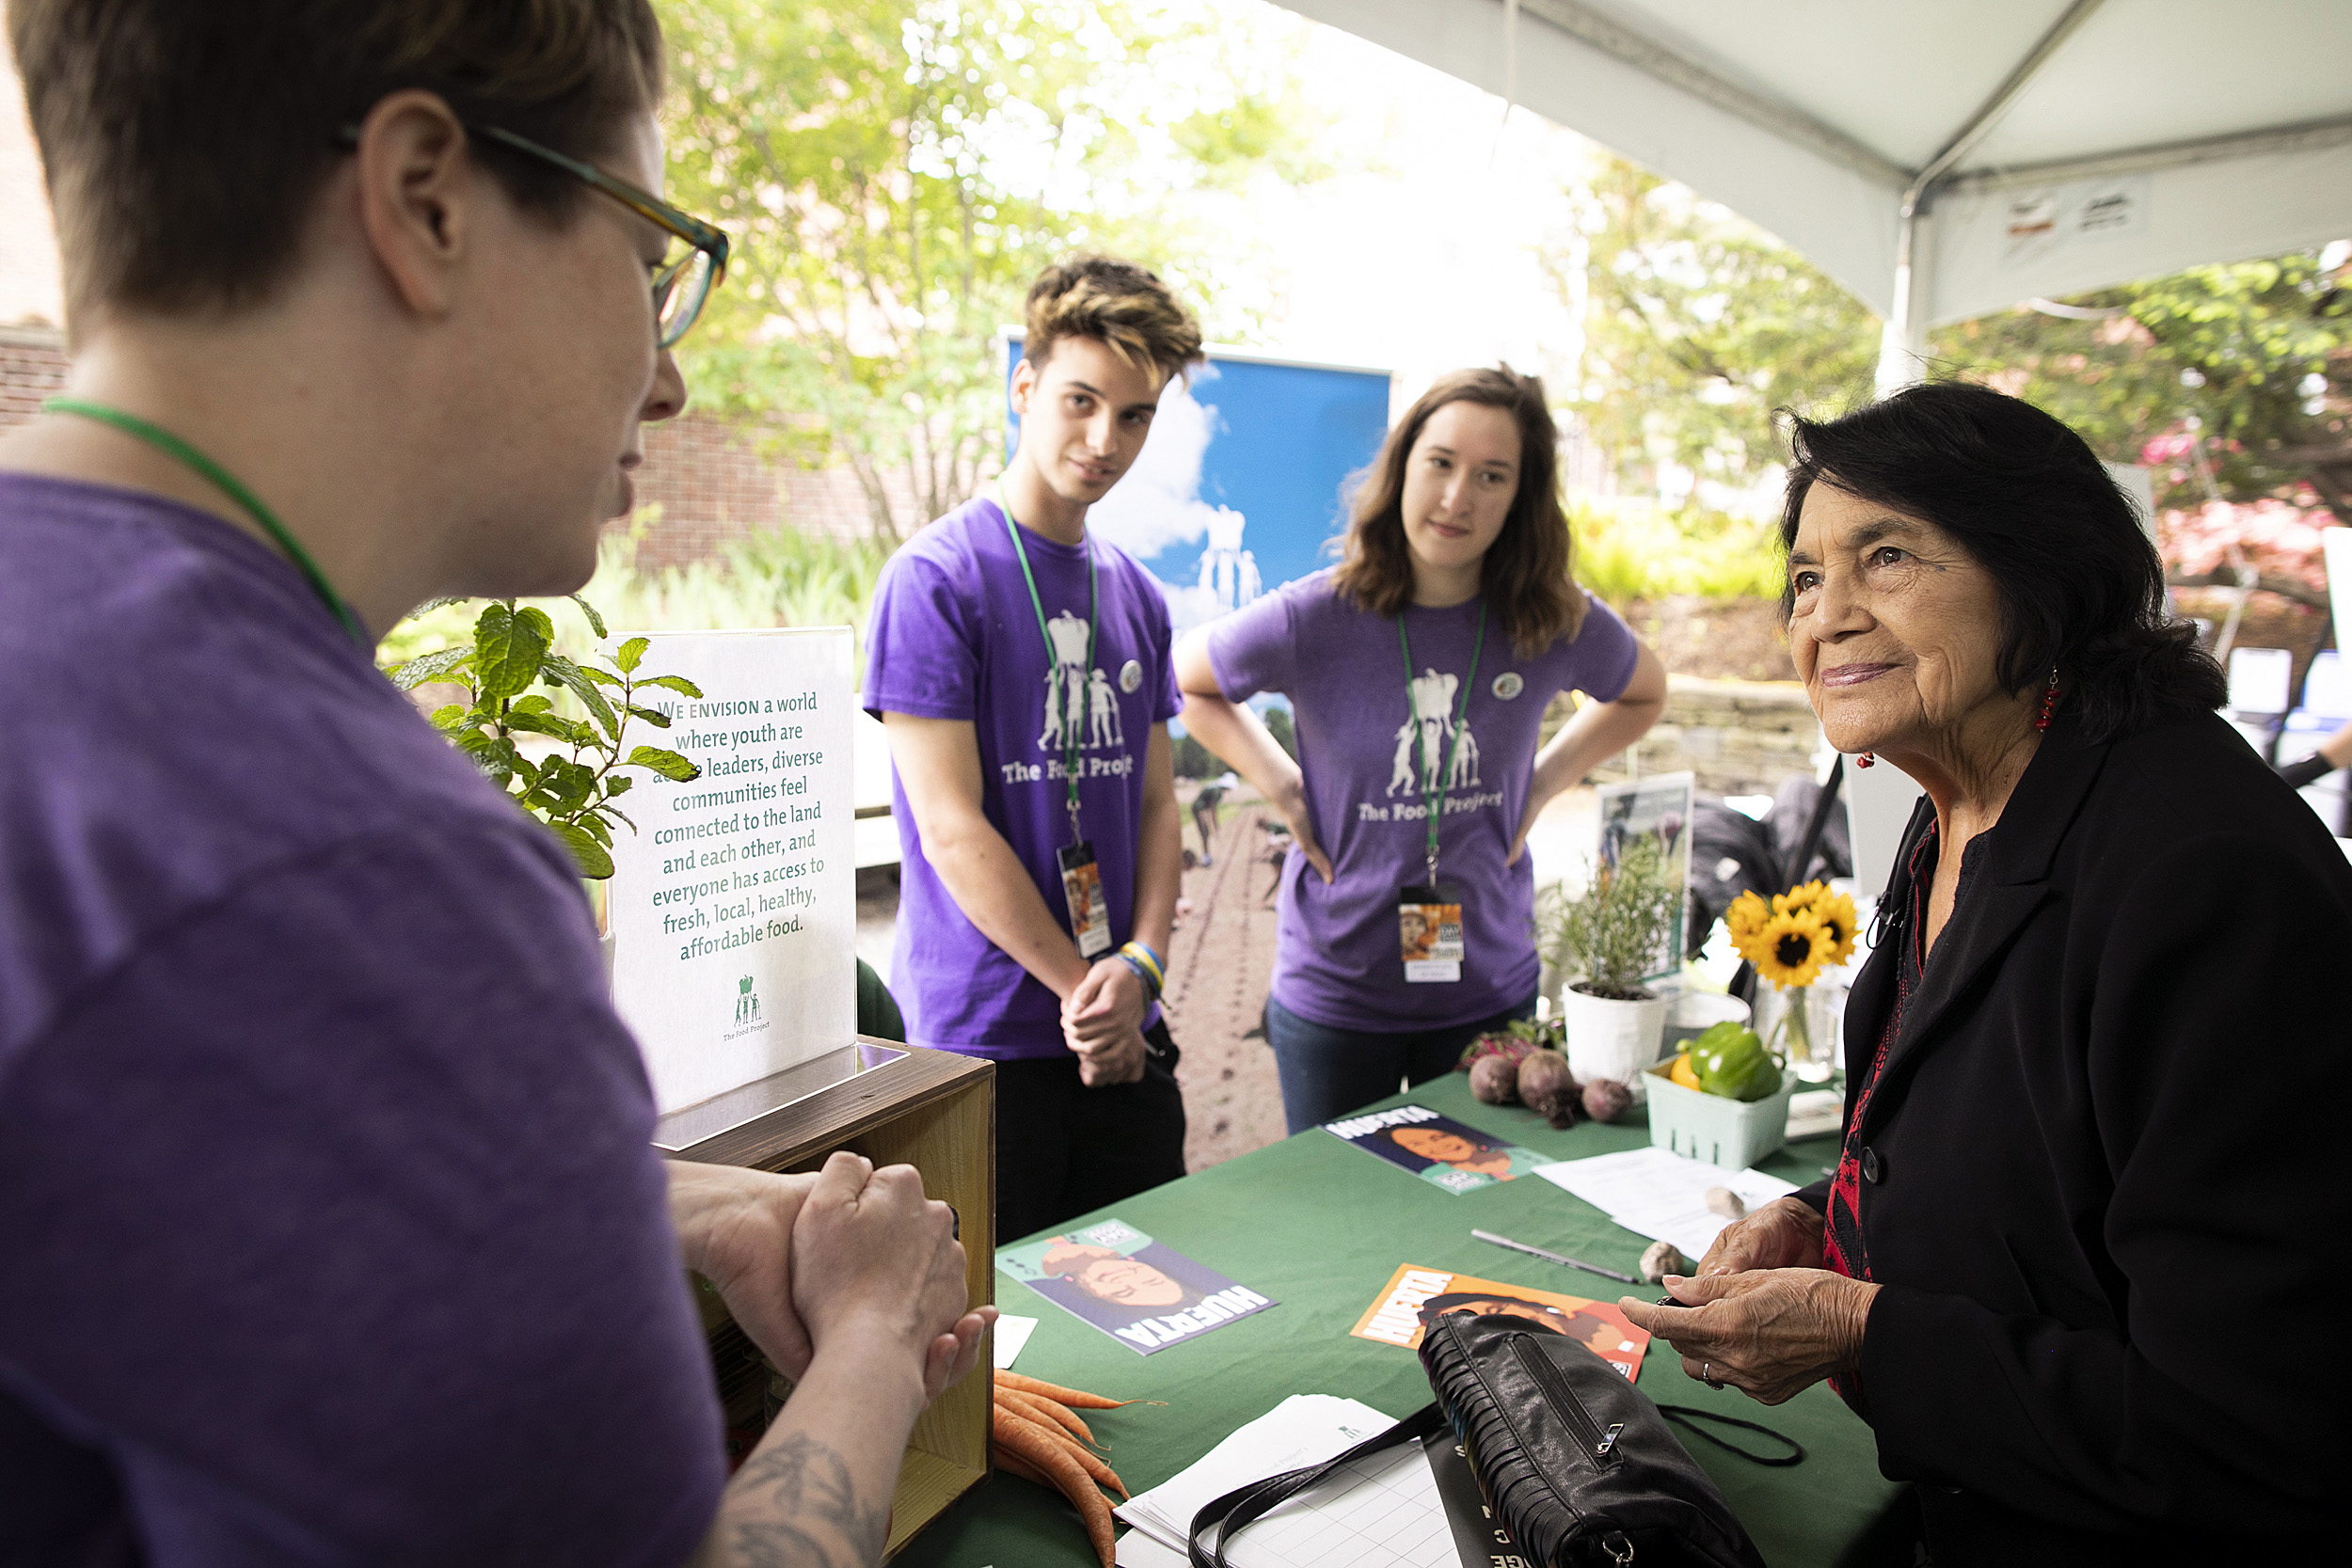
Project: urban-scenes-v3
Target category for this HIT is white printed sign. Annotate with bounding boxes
[608,627,856,1114]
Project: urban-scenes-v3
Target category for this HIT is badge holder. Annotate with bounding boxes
[1058,839,1113,958]
[1398,880,1465,983]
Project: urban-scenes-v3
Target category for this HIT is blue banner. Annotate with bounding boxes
[1004,334,1392,638]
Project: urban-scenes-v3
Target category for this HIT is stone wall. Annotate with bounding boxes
[1560,674,1822,798]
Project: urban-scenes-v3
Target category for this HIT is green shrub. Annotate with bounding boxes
[1569,501,1786,604]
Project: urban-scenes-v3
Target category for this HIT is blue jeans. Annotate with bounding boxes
[1264,992,1540,1135]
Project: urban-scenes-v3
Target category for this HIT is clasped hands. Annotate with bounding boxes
[667,1156,993,1402]
[1060,955,1152,1085]
[1616,1196,1880,1405]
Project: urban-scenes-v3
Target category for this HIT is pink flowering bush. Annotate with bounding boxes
[2142,428,2337,592]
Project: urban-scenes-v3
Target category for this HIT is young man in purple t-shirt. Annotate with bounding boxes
[0,6,987,1564]
[866,257,1200,1241]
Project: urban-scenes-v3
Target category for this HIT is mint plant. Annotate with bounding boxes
[388,594,703,878]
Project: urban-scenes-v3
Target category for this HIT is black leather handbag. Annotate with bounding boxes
[1188,1312,1786,1568]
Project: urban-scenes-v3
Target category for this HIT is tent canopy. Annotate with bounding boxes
[1280,0,2352,378]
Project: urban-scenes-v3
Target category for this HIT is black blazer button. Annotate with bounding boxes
[1861,1146,1883,1183]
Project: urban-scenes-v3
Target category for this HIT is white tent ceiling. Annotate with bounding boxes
[1279,0,2352,379]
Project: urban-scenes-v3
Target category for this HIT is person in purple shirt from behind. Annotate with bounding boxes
[0,5,990,1565]
[866,258,1199,1241]
[1178,368,1668,1132]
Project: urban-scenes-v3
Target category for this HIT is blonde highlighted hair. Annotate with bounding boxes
[1023,255,1204,387]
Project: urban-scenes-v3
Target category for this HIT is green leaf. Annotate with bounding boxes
[552,822,614,879]
[626,705,673,728]
[573,665,624,688]
[539,653,622,742]
[428,704,473,734]
[569,594,609,640]
[501,708,573,740]
[615,636,650,674]
[604,774,635,797]
[473,601,548,701]
[627,745,701,782]
[579,812,615,847]
[635,673,704,698]
[510,694,554,716]
[409,595,470,617]
[601,801,637,833]
[386,644,475,690]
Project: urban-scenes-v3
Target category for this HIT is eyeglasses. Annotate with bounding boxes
[338,120,730,349]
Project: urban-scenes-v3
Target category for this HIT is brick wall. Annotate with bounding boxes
[0,327,66,420]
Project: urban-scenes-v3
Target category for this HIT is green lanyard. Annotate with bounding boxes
[1397,601,1485,888]
[1000,496,1098,845]
[43,397,370,648]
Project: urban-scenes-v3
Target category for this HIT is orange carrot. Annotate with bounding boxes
[992,1404,1116,1567]
[993,1444,1052,1487]
[997,1386,1098,1448]
[994,1402,1127,1498]
[996,1370,1162,1410]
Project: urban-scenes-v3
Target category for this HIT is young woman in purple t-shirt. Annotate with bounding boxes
[1176,367,1667,1131]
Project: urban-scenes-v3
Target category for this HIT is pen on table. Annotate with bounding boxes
[1470,1228,1639,1285]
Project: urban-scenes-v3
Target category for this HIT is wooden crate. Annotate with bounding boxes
[659,1040,994,1559]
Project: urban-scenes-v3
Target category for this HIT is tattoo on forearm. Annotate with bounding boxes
[723,1433,889,1568]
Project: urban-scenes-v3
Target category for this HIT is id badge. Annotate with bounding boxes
[1057,842,1114,958]
[1398,882,1465,982]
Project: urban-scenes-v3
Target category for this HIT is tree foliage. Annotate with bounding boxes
[657,0,1320,542]
[1559,156,1880,495]
[1930,253,2352,509]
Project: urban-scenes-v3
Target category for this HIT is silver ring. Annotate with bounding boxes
[1703,1361,1724,1389]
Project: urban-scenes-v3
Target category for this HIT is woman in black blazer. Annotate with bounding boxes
[1621,382,2351,1564]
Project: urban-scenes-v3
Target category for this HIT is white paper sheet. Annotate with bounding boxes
[992,1314,1037,1370]
[1532,1147,1800,1261]
[1115,1394,1454,1566]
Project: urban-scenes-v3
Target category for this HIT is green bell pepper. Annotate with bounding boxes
[1691,1022,1783,1102]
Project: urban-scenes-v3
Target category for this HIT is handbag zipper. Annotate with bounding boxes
[1509,1336,1621,1465]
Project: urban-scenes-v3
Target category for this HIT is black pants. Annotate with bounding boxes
[993,1021,1186,1243]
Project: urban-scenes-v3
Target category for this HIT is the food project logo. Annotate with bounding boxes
[733,974,761,1026]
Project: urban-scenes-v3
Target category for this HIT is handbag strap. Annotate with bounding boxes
[1656,1405,1807,1467]
[1186,1403,1448,1568]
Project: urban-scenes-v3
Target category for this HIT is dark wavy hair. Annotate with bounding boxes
[1778,382,2224,744]
[1332,366,1587,657]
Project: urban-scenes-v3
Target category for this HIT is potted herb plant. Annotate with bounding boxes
[386,595,704,977]
[1548,833,1682,1090]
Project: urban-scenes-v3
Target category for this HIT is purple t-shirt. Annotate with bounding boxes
[864,496,1182,1058]
[0,476,723,1566]
[1208,570,1640,1032]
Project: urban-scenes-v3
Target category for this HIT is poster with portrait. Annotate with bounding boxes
[997,1219,1277,1355]
[1596,770,1696,987]
[1349,1264,1650,1378]
[1320,1103,1549,1194]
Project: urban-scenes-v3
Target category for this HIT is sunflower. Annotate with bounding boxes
[1724,889,1772,945]
[1810,888,1859,966]
[1772,880,1858,967]
[1740,908,1835,990]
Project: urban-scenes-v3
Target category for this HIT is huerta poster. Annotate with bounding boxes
[1350,1264,1649,1378]
[1321,1103,1549,1194]
[997,1219,1276,1355]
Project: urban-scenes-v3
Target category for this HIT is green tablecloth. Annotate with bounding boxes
[895,1072,1907,1568]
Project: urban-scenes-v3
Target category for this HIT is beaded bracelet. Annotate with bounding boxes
[1116,940,1165,1001]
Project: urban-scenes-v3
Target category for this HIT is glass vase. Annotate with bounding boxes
[1758,985,1839,1083]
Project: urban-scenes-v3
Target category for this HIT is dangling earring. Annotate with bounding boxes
[2035,667,2060,733]
[1855,752,1875,769]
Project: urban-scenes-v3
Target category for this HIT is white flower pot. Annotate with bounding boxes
[1562,983,1670,1091]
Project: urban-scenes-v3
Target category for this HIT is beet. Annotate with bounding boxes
[1580,1079,1632,1124]
[1469,1053,1519,1105]
[1517,1049,1579,1127]
[1456,1031,1542,1073]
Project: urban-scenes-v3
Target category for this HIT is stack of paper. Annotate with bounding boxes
[1532,1146,1798,1261]
[1113,1394,1458,1568]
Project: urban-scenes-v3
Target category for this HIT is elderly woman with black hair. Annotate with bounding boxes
[1620,382,2351,1564]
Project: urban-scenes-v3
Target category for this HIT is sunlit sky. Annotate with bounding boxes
[1187,5,1597,402]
